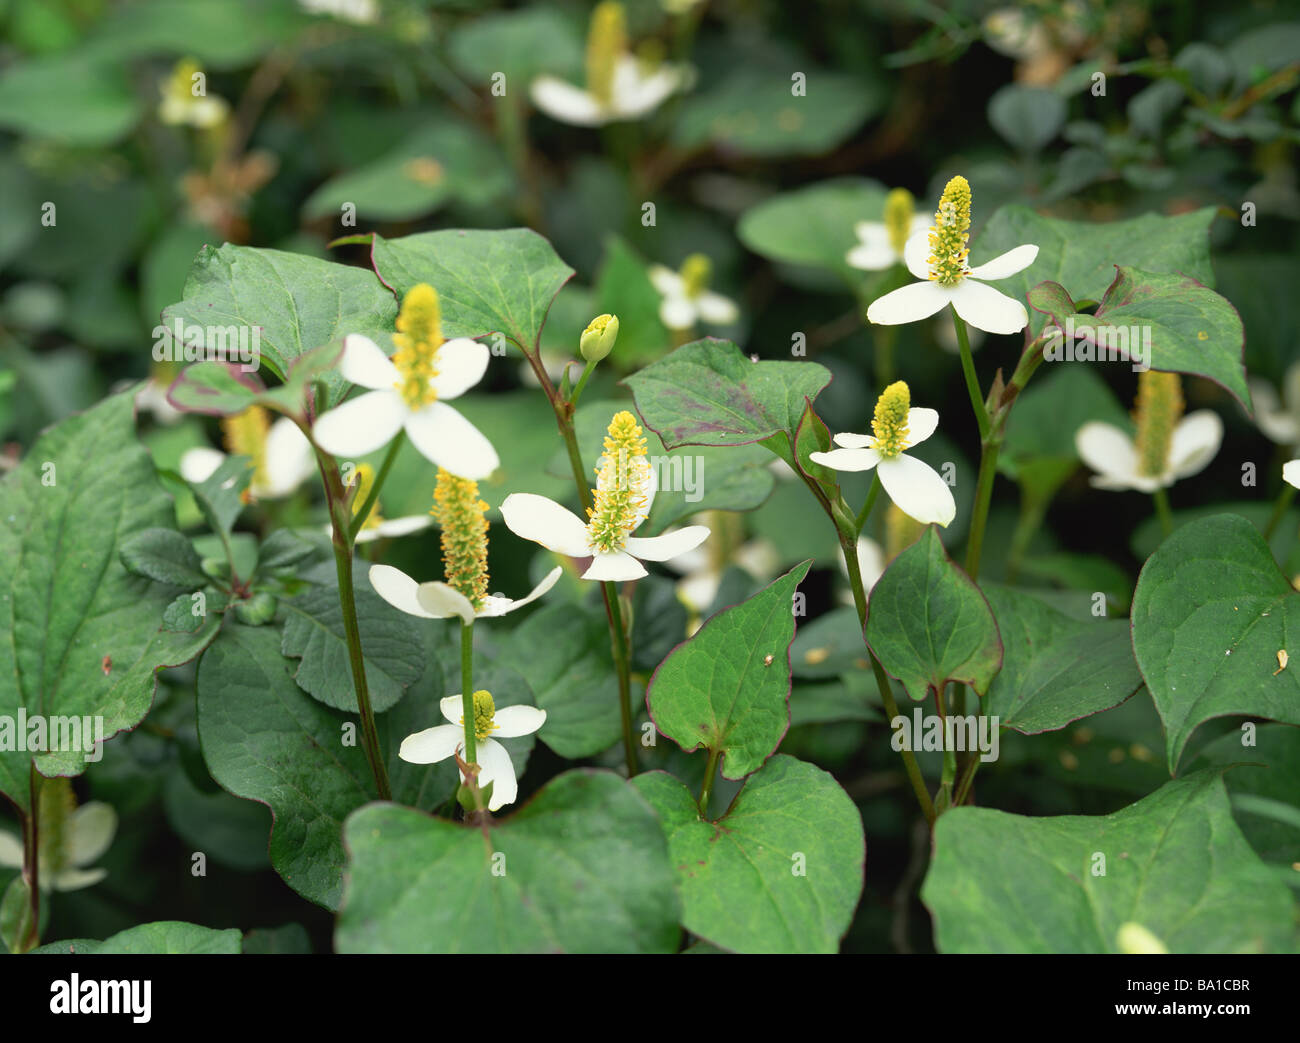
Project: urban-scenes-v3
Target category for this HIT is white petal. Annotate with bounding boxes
[966,244,1039,281]
[950,279,1029,335]
[1284,460,1300,490]
[260,417,316,497]
[659,293,697,330]
[340,334,400,390]
[625,525,711,563]
[440,695,466,724]
[847,241,898,270]
[832,431,873,449]
[415,582,476,624]
[611,56,681,117]
[903,407,939,448]
[530,76,606,125]
[479,566,563,618]
[373,515,433,538]
[1168,410,1223,479]
[475,739,518,811]
[179,446,225,484]
[1250,380,1299,444]
[1075,422,1141,487]
[491,705,547,738]
[678,570,720,612]
[429,338,489,401]
[809,447,881,472]
[403,401,499,479]
[902,228,932,280]
[0,829,22,868]
[369,564,439,618]
[582,551,648,581]
[501,493,592,556]
[313,389,405,457]
[867,281,950,326]
[51,867,106,892]
[398,724,463,764]
[696,292,739,325]
[648,265,683,295]
[877,454,956,526]
[68,803,116,867]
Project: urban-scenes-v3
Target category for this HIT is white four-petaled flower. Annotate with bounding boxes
[368,563,562,623]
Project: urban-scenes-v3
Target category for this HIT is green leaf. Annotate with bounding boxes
[674,70,880,157]
[647,562,811,779]
[447,7,582,86]
[0,57,140,146]
[865,527,1003,702]
[0,392,221,809]
[167,343,343,419]
[1032,266,1248,409]
[188,454,251,546]
[737,177,889,283]
[624,339,832,450]
[161,244,397,385]
[922,773,1296,953]
[1131,513,1300,772]
[0,876,35,954]
[972,205,1218,336]
[982,586,1142,733]
[369,228,574,353]
[34,921,242,955]
[988,85,1066,152]
[84,0,304,68]
[281,583,425,714]
[119,528,209,589]
[196,625,459,909]
[337,771,681,953]
[633,755,865,953]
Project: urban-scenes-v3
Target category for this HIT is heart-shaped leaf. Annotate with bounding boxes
[1131,512,1300,771]
[336,771,680,953]
[632,755,865,953]
[648,562,811,779]
[34,921,241,955]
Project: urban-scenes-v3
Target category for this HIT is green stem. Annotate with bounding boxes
[698,746,720,816]
[855,473,882,534]
[460,620,477,768]
[570,359,598,408]
[1005,491,1048,584]
[873,324,896,387]
[1152,486,1174,538]
[348,432,404,541]
[951,310,989,441]
[1263,479,1296,541]
[964,439,1001,581]
[22,765,39,952]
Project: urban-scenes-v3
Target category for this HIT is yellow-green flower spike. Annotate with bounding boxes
[927,175,972,286]
[471,690,497,742]
[587,410,652,553]
[870,381,912,459]
[431,468,489,609]
[221,406,270,490]
[585,1,627,105]
[885,501,924,562]
[391,283,443,410]
[580,313,620,363]
[349,462,384,531]
[680,253,712,298]
[883,187,915,257]
[164,58,201,104]
[1132,370,1184,478]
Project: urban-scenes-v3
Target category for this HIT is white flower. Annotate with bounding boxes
[298,0,378,24]
[312,332,499,481]
[810,382,957,527]
[1249,364,1300,446]
[180,412,316,499]
[0,800,116,892]
[132,378,183,425]
[158,60,228,129]
[368,563,562,623]
[649,255,738,330]
[1075,413,1223,492]
[531,56,686,126]
[1284,460,1300,490]
[847,214,931,271]
[501,410,710,581]
[866,174,1038,335]
[398,693,546,811]
[351,516,432,543]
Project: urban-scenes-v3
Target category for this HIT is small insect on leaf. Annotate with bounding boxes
[101,655,112,676]
[1273,650,1288,676]
[763,654,774,666]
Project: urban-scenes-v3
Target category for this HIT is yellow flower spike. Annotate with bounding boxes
[883,187,916,258]
[348,462,384,531]
[471,690,498,741]
[1132,371,1184,479]
[221,406,271,491]
[587,410,653,553]
[585,1,628,105]
[431,468,490,610]
[680,253,712,298]
[927,175,972,286]
[391,283,444,410]
[870,381,912,459]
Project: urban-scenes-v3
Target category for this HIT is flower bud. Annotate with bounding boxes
[580,313,620,363]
